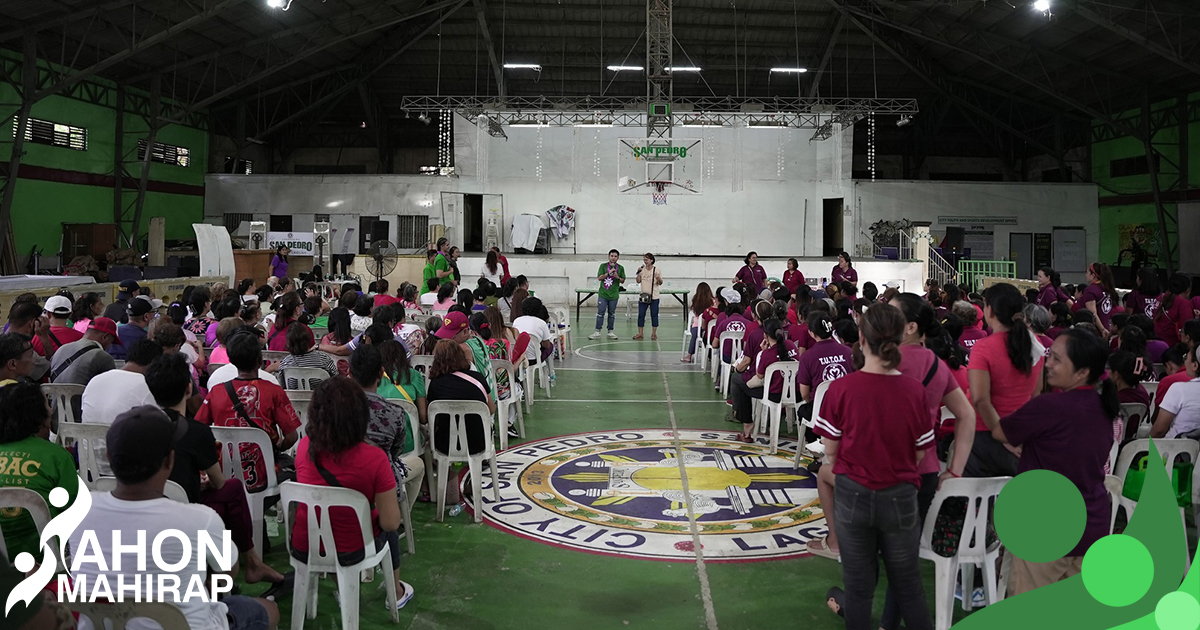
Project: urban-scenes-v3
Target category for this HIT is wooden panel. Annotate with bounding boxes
[233,250,272,285]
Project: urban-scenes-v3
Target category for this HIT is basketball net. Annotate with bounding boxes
[652,181,668,205]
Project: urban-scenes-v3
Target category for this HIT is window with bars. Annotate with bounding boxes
[137,139,190,167]
[12,117,87,151]
[1109,155,1159,178]
[223,156,253,174]
[396,215,429,249]
[223,213,253,233]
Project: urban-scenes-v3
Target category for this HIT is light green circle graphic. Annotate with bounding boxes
[1082,535,1153,606]
[1155,592,1200,630]
[995,470,1085,562]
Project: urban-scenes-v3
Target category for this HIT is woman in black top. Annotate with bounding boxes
[426,339,495,454]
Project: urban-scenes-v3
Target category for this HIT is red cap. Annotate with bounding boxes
[434,311,469,339]
[88,317,122,344]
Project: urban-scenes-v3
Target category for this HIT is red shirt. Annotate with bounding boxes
[374,294,400,308]
[1155,294,1192,346]
[815,371,934,489]
[968,331,1044,425]
[291,438,395,556]
[498,255,512,285]
[32,325,83,359]
[1156,367,1191,407]
[782,269,805,295]
[830,265,857,285]
[196,377,302,491]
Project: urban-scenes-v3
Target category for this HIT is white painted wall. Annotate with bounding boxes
[850,180,1100,282]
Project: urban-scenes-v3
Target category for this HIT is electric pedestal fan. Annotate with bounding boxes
[366,240,398,283]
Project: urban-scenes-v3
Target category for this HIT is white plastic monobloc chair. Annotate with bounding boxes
[550,307,573,358]
[0,487,51,560]
[56,422,110,485]
[42,382,83,428]
[697,319,716,370]
[286,390,314,436]
[281,481,400,630]
[428,400,500,523]
[920,476,1011,630]
[70,602,189,630]
[1142,381,1159,403]
[1112,438,1196,530]
[752,361,800,454]
[1122,402,1151,440]
[383,398,424,555]
[524,356,552,411]
[280,367,330,391]
[491,359,526,450]
[409,355,433,390]
[89,477,190,503]
[210,426,281,555]
[794,380,833,469]
[1104,474,1122,535]
[717,331,745,398]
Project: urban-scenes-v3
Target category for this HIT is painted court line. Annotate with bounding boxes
[532,398,724,404]
[657,338,720,630]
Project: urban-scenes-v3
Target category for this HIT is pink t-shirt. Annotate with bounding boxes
[899,344,960,474]
[968,331,1044,429]
[209,346,229,365]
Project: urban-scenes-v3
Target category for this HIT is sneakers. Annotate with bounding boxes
[954,582,987,608]
[392,581,415,610]
[588,331,601,340]
[507,426,521,439]
[607,331,619,339]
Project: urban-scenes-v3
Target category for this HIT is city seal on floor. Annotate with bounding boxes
[466,428,826,562]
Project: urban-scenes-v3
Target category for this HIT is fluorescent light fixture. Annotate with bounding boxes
[667,66,701,72]
[575,123,613,127]
[1033,0,1050,10]
[503,63,542,70]
[508,121,549,127]
[770,67,808,73]
[266,0,293,8]
[325,201,344,208]
[607,65,644,71]
[681,119,723,127]
[749,120,788,129]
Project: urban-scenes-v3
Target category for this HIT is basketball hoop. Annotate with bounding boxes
[651,181,668,205]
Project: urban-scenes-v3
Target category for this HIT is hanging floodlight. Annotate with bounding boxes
[1033,0,1050,11]
[266,0,293,9]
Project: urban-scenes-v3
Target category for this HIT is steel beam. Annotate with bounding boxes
[0,0,140,43]
[1070,1,1200,79]
[472,0,506,99]
[645,0,673,138]
[1142,90,1174,274]
[0,36,37,274]
[113,84,125,229]
[807,15,845,98]
[129,76,162,249]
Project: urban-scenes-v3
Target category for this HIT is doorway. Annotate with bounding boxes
[822,198,844,256]
[463,194,484,252]
[1009,232,1033,280]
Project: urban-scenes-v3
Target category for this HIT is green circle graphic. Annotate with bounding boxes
[1082,534,1153,606]
[995,470,1085,562]
[1155,592,1200,630]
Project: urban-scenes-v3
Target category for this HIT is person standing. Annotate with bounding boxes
[270,245,290,280]
[733,251,768,297]
[1080,262,1119,336]
[782,258,805,297]
[589,249,626,340]
[433,238,455,288]
[1154,272,1193,346]
[633,253,664,341]
[831,252,858,287]
[491,246,513,285]
[103,279,140,324]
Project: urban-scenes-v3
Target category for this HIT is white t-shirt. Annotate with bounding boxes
[512,315,552,363]
[420,292,438,307]
[208,365,278,388]
[1162,378,1200,438]
[81,369,156,426]
[480,262,502,288]
[69,492,238,630]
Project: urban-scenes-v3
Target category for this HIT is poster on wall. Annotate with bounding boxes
[266,232,314,256]
[1052,227,1086,273]
[1034,233,1053,270]
[963,226,995,260]
[1117,223,1163,263]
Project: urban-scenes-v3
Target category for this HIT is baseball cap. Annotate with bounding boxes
[44,295,72,316]
[117,279,141,297]
[128,295,161,317]
[106,406,188,482]
[434,311,469,339]
[719,287,741,304]
[88,316,123,344]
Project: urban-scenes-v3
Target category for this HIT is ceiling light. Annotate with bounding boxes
[575,123,613,127]
[896,115,913,127]
[667,67,701,72]
[749,120,788,129]
[607,65,644,72]
[266,0,292,8]
[770,67,808,73]
[503,63,541,70]
[1033,0,1050,11]
[508,119,549,127]
[681,118,723,127]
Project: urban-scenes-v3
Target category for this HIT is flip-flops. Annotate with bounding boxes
[261,572,294,601]
[825,586,845,617]
[808,537,840,561]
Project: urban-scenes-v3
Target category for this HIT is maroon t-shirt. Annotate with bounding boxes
[735,264,767,295]
[792,323,816,350]
[782,269,805,295]
[831,266,858,285]
[1080,283,1115,332]
[899,344,960,474]
[1126,290,1161,319]
[796,338,854,389]
[1000,388,1113,557]
[1155,294,1192,345]
[715,314,754,359]
[1035,285,1061,309]
[1118,385,1151,407]
[754,340,799,394]
[959,326,988,350]
[741,327,767,382]
[816,371,934,489]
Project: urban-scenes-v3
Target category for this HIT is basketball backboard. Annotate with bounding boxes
[617,138,703,195]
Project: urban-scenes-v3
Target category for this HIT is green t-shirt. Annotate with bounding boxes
[0,436,80,559]
[422,263,437,292]
[597,263,627,300]
[379,367,427,454]
[434,254,454,287]
[465,337,494,393]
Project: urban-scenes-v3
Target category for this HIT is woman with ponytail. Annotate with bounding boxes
[1154,272,1193,346]
[1080,262,1119,335]
[682,283,715,363]
[965,283,1045,478]
[985,328,1116,596]
[729,318,797,444]
[731,300,776,378]
[813,304,933,630]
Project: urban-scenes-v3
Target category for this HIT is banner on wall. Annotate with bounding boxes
[266,232,314,256]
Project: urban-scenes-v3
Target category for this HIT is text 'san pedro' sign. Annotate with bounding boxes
[632,144,691,159]
[266,232,314,256]
[618,138,703,195]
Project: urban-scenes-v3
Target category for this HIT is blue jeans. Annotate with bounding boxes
[225,595,271,630]
[637,299,660,328]
[834,475,933,630]
[688,327,700,354]
[595,297,618,331]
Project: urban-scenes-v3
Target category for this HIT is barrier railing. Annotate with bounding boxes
[958,260,1016,291]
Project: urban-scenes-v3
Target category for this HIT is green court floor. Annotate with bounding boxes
[248,317,975,629]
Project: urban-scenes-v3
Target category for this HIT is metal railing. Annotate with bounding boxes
[958,260,1017,292]
[927,248,957,288]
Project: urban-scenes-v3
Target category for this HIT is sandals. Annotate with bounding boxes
[680,356,694,363]
[825,586,845,617]
[651,334,657,341]
[808,537,840,561]
[632,334,644,340]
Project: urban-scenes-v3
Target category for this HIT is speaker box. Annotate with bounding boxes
[944,227,965,252]
[370,220,390,244]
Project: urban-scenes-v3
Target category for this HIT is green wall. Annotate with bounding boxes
[0,50,207,261]
[1090,94,1198,267]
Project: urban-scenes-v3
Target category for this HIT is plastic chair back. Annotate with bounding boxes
[69,601,189,630]
[287,390,313,435]
[90,477,189,503]
[55,422,110,486]
[1142,381,1159,401]
[41,383,84,427]
[280,367,329,391]
[428,400,495,461]
[281,481,376,573]
[761,361,799,406]
[1104,474,1122,534]
[262,350,289,364]
[0,487,51,559]
[920,477,1010,560]
[1114,438,1199,484]
[384,398,423,457]
[490,359,526,448]
[409,355,433,388]
[210,426,281,492]
[1121,402,1150,440]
